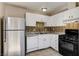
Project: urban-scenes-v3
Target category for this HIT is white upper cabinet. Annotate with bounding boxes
[26,13,49,26]
[43,16,49,26]
[26,7,79,26]
[50,13,65,26]
[26,12,65,26]
[71,7,79,19]
[26,13,36,26]
[36,15,49,26]
[63,7,79,23]
[56,13,65,26]
[50,15,57,26]
[63,10,71,20]
[45,16,52,26]
[44,15,59,26]
[50,7,79,26]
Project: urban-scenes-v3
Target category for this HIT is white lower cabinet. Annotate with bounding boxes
[27,36,38,53]
[50,35,58,51]
[38,37,46,49]
[38,35,50,49]
[27,34,59,53]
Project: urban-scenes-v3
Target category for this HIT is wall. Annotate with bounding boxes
[0,3,4,18]
[4,3,27,17]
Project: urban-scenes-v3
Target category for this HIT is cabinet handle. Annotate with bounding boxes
[5,31,6,42]
[71,16,73,18]
[3,31,6,42]
[4,19,6,42]
[69,16,70,18]
[69,16,73,18]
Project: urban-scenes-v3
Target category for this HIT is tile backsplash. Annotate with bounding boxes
[51,26,65,33]
[65,21,79,29]
[26,26,65,33]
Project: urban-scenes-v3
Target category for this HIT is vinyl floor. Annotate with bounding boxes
[26,48,62,56]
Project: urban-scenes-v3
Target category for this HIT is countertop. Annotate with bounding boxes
[26,32,65,37]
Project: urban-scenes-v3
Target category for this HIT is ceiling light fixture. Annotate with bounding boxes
[41,8,47,12]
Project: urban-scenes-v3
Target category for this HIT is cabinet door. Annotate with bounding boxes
[51,15,59,26]
[44,38,50,48]
[54,35,58,51]
[51,35,58,51]
[57,13,65,26]
[42,16,48,26]
[43,35,50,48]
[51,13,65,26]
[50,16,54,26]
[27,36,38,50]
[63,11,73,24]
[64,10,71,21]
[54,15,59,26]
[46,17,52,26]
[38,35,50,49]
[70,7,79,19]
[51,35,55,49]
[63,7,79,23]
[38,37,45,49]
[26,13,36,26]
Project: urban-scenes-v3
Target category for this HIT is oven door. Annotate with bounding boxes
[60,40,73,51]
[59,40,78,56]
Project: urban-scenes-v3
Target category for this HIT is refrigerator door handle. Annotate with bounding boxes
[3,31,6,42]
[5,31,6,42]
[4,17,6,42]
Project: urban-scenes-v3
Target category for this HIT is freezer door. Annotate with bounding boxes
[4,31,25,56]
[5,17,25,30]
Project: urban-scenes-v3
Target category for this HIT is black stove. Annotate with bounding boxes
[59,29,79,56]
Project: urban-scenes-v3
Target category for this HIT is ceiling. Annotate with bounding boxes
[6,2,68,15]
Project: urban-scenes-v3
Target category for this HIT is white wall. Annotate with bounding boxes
[4,4,27,17]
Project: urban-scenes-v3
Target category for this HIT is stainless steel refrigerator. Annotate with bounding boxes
[3,17,25,56]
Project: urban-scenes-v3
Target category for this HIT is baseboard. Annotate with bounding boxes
[50,47,58,52]
[26,47,59,55]
[26,47,51,55]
